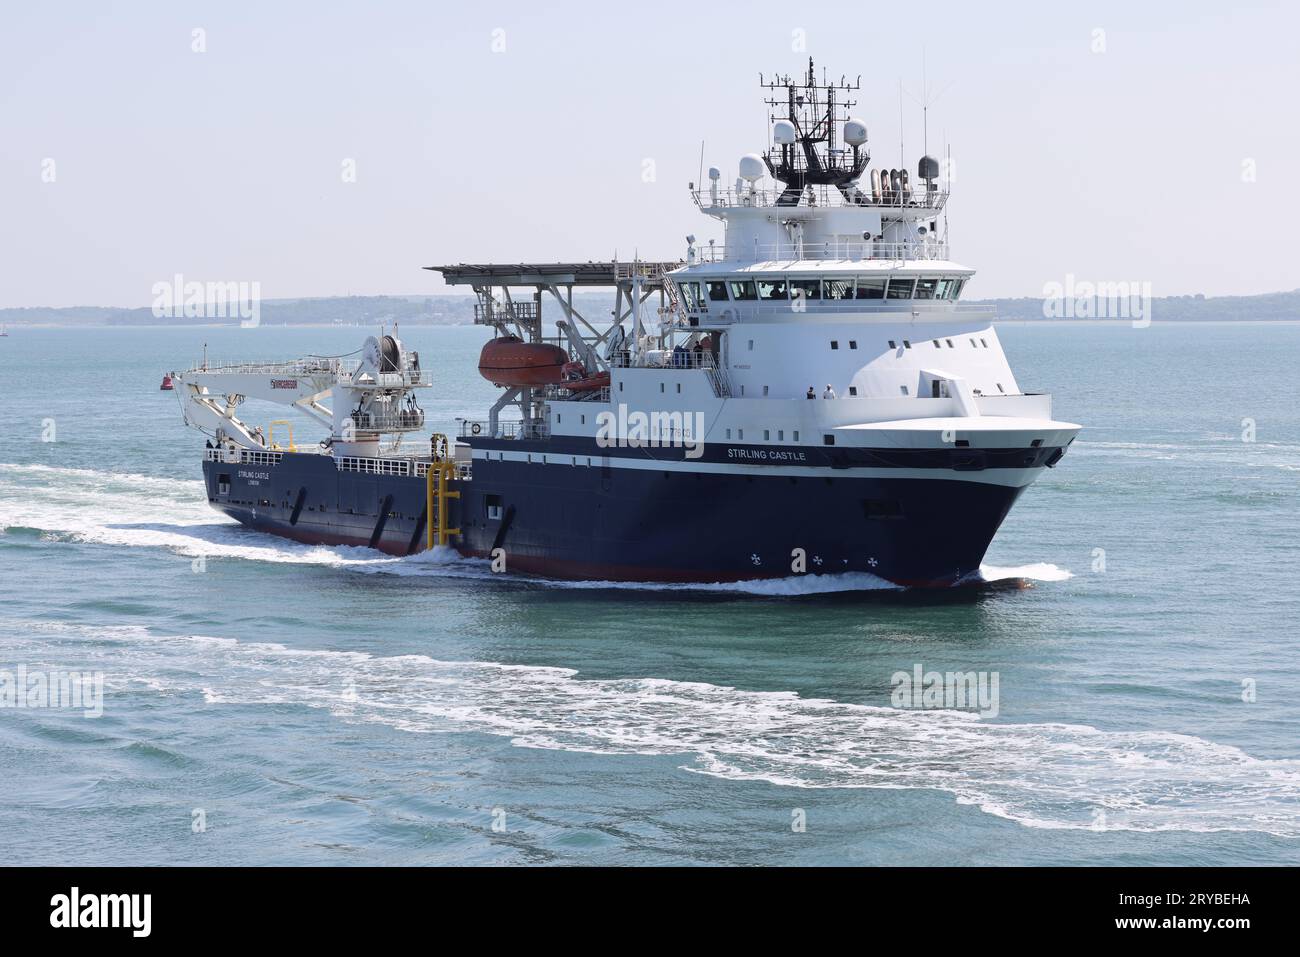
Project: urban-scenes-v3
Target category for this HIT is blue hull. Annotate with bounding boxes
[201,439,1046,586]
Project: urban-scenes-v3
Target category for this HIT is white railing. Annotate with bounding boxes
[336,455,420,477]
[691,241,951,264]
[204,448,285,466]
[186,358,359,377]
[692,184,948,211]
[348,409,426,432]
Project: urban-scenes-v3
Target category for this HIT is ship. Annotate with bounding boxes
[173,61,1080,587]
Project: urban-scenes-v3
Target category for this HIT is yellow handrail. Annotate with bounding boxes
[268,420,297,452]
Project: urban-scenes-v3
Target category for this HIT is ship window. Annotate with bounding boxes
[933,339,941,348]
[793,431,799,441]
[1031,438,1043,448]
[823,434,835,446]
[217,474,231,495]
[956,439,970,448]
[831,340,839,350]
[849,340,857,349]
[764,430,770,440]
[707,280,730,302]
[762,385,769,396]
[738,429,743,440]
[730,280,758,301]
[824,278,853,300]
[970,339,978,347]
[747,339,753,350]
[888,340,897,349]
[556,413,561,423]
[855,277,886,299]
[571,456,577,466]
[778,430,784,440]
[903,339,912,348]
[790,278,821,301]
[676,383,681,393]
[581,414,586,424]
[946,339,954,348]
[886,278,916,299]
[486,495,503,520]
[981,338,988,347]
[900,385,909,395]
[849,386,858,396]
[950,279,966,300]
[660,383,665,393]
[726,429,731,439]
[997,383,1005,392]
[758,278,788,300]
[935,278,953,299]
[915,277,939,299]
[619,381,624,391]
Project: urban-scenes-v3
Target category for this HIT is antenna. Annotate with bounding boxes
[698,140,705,192]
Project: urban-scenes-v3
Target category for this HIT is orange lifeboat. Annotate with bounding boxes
[559,360,611,392]
[478,336,569,387]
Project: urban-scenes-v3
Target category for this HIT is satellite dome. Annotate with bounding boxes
[918,155,941,180]
[738,153,766,182]
[843,118,868,146]
[772,120,797,145]
[708,166,721,181]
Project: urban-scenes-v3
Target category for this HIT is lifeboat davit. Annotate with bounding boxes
[159,373,174,391]
[478,336,569,387]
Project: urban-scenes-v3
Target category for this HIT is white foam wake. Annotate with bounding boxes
[18,620,1300,837]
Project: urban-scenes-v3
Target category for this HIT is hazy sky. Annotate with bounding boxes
[3,0,1297,306]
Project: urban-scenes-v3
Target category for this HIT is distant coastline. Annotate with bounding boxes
[3,289,1299,328]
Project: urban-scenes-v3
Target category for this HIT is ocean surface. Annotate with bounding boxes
[1,321,1298,866]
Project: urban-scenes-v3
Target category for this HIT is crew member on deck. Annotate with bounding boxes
[806,386,815,399]
[823,384,836,399]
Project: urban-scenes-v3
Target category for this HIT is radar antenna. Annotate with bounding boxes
[761,57,868,206]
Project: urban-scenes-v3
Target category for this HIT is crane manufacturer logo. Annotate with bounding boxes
[49,888,151,937]
[270,379,298,389]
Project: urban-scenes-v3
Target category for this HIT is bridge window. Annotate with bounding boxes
[707,280,730,302]
[678,281,704,309]
[855,277,886,299]
[790,278,821,301]
[758,278,788,300]
[916,277,939,299]
[886,278,916,299]
[824,278,853,300]
[949,279,967,300]
[729,280,758,301]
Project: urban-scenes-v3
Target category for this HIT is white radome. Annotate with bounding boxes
[772,120,797,145]
[738,154,765,182]
[843,118,868,146]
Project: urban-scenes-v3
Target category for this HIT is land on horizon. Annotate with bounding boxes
[3,288,1300,328]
